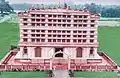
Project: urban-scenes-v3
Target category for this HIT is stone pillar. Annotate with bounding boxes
[50,58,52,70]
[68,57,70,70]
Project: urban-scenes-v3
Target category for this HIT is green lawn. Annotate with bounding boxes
[74,72,118,78]
[0,72,46,78]
[0,23,19,60]
[98,27,120,64]
[0,22,120,77]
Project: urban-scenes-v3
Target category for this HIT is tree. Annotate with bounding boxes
[0,0,14,17]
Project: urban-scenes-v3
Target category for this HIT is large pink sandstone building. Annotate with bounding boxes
[0,5,118,71]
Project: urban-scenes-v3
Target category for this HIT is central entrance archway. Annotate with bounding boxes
[54,48,63,57]
[51,49,70,70]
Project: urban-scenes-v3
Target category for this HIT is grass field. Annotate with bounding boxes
[74,71,118,78]
[0,72,46,78]
[0,22,120,78]
[0,23,19,59]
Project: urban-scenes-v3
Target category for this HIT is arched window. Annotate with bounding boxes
[76,47,82,57]
[90,47,94,55]
[35,47,41,57]
[23,46,27,54]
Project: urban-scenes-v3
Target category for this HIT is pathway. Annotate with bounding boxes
[53,70,70,78]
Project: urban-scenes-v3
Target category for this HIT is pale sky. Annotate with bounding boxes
[7,0,120,5]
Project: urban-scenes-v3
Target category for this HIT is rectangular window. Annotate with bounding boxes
[63,20,66,22]
[62,35,66,37]
[53,20,56,22]
[41,34,45,37]
[67,39,70,42]
[36,39,40,42]
[83,24,87,27]
[58,15,61,18]
[36,30,40,32]
[84,15,88,18]
[78,35,82,37]
[31,23,35,26]
[36,34,40,37]
[83,35,87,38]
[31,14,35,17]
[23,38,28,42]
[23,34,28,36]
[90,39,94,43]
[24,23,28,25]
[48,19,52,22]
[31,34,35,37]
[41,24,45,26]
[41,39,45,42]
[58,35,61,37]
[31,30,35,32]
[58,20,61,22]
[41,14,45,17]
[74,20,77,22]
[41,19,45,22]
[48,35,52,37]
[32,39,35,42]
[53,35,56,37]
[90,35,94,37]
[73,39,77,42]
[48,30,52,33]
[74,15,77,18]
[48,15,52,17]
[48,24,52,26]
[23,18,27,21]
[53,39,56,42]
[53,24,56,26]
[53,30,56,33]
[83,31,87,33]
[73,35,77,37]
[73,31,77,33]
[36,19,40,21]
[36,14,40,17]
[48,39,51,42]
[37,23,40,26]
[67,20,71,22]
[90,31,95,33]
[78,39,81,43]
[91,20,95,22]
[79,24,82,27]
[63,15,66,18]
[67,15,71,18]
[53,15,56,17]
[67,24,71,27]
[32,19,35,21]
[62,39,65,42]
[58,39,61,42]
[83,39,86,43]
[91,24,95,27]
[23,29,28,32]
[67,35,70,37]
[79,16,82,18]
[62,31,66,33]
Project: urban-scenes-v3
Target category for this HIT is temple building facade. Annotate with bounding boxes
[0,5,117,71]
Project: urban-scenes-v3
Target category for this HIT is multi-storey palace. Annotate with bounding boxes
[0,5,117,71]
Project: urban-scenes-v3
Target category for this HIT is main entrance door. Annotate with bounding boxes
[52,47,70,70]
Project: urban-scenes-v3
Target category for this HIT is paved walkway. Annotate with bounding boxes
[53,70,70,78]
